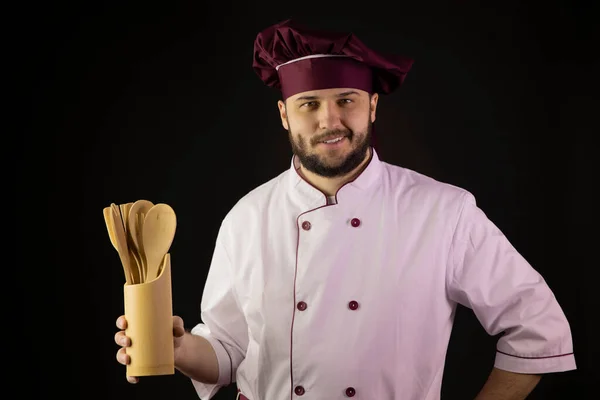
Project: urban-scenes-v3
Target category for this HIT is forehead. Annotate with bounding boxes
[288,88,369,101]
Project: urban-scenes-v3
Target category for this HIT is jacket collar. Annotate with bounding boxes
[288,147,383,207]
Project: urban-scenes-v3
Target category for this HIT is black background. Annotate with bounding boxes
[10,1,596,399]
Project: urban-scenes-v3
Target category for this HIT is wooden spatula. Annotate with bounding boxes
[106,204,133,285]
[142,203,177,282]
[103,207,118,251]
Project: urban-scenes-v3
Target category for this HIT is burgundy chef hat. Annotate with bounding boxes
[253,19,414,100]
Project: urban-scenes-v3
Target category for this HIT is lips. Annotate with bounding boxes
[322,136,345,144]
[311,131,351,146]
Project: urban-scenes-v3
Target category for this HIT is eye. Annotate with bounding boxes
[300,101,318,109]
[338,99,353,105]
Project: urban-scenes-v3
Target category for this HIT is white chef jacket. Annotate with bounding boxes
[190,149,576,400]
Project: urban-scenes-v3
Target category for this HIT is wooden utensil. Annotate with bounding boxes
[103,207,118,251]
[104,205,132,283]
[128,199,154,283]
[142,203,177,282]
[106,204,133,285]
[119,202,143,284]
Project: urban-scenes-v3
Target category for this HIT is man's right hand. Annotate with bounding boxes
[114,315,186,384]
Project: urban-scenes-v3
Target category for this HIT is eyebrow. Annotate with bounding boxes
[294,91,360,102]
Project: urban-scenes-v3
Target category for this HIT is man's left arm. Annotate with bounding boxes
[474,368,541,400]
[447,193,576,398]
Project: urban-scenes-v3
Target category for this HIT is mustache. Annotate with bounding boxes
[310,129,353,145]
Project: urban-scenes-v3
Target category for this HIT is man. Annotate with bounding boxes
[115,19,576,399]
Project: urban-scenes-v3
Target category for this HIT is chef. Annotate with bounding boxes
[115,19,577,400]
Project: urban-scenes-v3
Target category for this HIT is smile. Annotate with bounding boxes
[322,136,345,144]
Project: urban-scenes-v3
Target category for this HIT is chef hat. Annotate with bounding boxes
[252,19,414,100]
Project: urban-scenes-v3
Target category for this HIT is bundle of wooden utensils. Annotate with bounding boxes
[103,200,177,285]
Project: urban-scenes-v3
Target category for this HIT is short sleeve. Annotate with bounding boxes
[447,192,576,374]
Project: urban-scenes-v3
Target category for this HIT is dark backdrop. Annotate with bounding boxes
[11,1,596,399]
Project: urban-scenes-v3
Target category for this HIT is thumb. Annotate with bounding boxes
[173,315,185,337]
[173,325,185,338]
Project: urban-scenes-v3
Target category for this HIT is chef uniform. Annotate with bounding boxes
[189,19,577,400]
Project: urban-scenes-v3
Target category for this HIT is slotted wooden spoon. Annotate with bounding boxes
[119,202,143,284]
[128,199,154,282]
[142,203,177,282]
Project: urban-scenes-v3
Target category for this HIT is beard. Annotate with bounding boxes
[288,120,372,178]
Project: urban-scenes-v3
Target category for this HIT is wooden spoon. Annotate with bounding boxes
[142,203,177,282]
[128,200,154,282]
[108,203,133,285]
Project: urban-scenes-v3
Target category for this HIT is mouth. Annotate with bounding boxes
[319,135,346,145]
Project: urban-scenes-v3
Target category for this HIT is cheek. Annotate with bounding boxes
[340,105,369,122]
[289,115,315,134]
[346,113,370,131]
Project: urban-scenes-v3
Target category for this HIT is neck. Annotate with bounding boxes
[298,147,372,196]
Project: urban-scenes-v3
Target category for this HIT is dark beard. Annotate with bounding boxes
[288,121,372,178]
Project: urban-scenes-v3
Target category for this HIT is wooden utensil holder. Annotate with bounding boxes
[123,253,174,376]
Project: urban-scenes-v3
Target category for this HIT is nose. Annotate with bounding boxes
[317,101,343,131]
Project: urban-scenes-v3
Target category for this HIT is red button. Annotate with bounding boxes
[294,386,305,396]
[348,301,359,310]
[350,218,361,227]
[301,221,311,230]
[297,301,307,311]
[345,387,356,397]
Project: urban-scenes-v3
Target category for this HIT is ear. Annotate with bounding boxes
[277,100,289,130]
[369,93,379,123]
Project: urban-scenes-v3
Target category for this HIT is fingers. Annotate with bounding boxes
[114,331,130,347]
[116,315,127,330]
[116,347,130,366]
[117,349,139,383]
[116,315,138,384]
